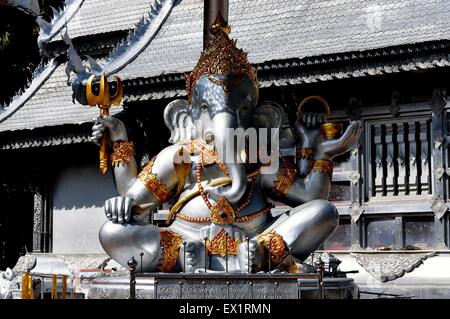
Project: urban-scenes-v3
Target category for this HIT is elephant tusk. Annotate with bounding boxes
[132,202,157,214]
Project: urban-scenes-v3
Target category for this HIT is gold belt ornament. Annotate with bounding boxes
[176,206,271,223]
[206,229,241,257]
[86,74,123,174]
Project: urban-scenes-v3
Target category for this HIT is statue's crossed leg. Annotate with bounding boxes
[99,199,337,273]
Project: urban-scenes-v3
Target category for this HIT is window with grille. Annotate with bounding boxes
[368,118,432,198]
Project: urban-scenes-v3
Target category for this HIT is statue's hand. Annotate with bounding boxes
[298,112,325,129]
[294,113,323,177]
[90,115,128,145]
[314,120,363,161]
[237,239,265,273]
[104,196,135,223]
[180,240,205,273]
[294,113,323,146]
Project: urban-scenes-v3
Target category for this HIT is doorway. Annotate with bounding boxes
[0,189,34,269]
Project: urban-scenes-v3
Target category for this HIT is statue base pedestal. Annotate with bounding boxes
[88,273,358,299]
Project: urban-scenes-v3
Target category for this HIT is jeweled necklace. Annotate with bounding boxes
[196,151,256,213]
[191,139,229,175]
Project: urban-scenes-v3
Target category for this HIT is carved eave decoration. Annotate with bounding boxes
[36,0,85,57]
[430,88,447,116]
[348,202,366,222]
[348,170,361,185]
[124,40,450,103]
[434,136,444,150]
[351,252,437,282]
[431,196,448,220]
[433,163,445,180]
[0,128,91,150]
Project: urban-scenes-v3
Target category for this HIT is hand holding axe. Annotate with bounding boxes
[86,74,123,174]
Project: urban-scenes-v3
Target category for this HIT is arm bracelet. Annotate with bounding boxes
[272,158,297,196]
[110,141,135,166]
[312,159,333,177]
[296,147,314,159]
[138,158,172,203]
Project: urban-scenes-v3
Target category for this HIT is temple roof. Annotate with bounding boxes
[0,64,122,132]
[119,0,450,79]
[55,0,152,40]
[1,0,450,135]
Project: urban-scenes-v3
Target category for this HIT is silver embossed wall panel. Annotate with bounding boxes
[154,278,299,299]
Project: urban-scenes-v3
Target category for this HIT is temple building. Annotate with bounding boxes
[1,0,450,298]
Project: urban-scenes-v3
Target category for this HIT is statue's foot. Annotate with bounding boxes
[99,221,163,272]
[237,239,265,273]
[179,240,206,273]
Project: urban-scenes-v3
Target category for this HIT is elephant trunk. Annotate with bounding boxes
[211,112,247,205]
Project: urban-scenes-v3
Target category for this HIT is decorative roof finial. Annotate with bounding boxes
[210,11,230,36]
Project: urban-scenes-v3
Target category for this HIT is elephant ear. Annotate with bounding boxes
[163,99,196,144]
[251,101,285,129]
[251,101,284,151]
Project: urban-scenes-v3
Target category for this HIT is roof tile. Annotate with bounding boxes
[116,0,450,79]
[0,65,122,132]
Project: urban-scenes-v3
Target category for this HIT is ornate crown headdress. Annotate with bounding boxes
[186,14,258,102]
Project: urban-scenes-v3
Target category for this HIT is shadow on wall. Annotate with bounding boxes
[53,164,117,210]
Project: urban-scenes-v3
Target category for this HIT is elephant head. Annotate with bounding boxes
[163,28,274,205]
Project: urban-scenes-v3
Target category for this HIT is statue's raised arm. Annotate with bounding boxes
[260,97,363,206]
[273,119,363,205]
[91,115,190,224]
